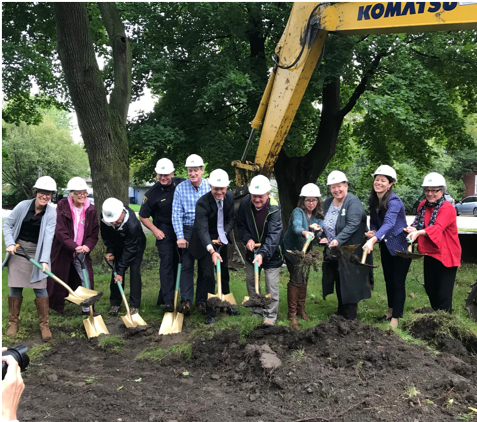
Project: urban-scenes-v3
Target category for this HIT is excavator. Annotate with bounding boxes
[229,2,477,316]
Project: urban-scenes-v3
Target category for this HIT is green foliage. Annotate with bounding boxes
[2,109,89,206]
[138,343,192,361]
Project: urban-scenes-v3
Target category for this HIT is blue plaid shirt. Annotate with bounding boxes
[172,178,210,239]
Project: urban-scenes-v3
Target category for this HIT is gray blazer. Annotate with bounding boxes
[322,193,372,304]
[3,199,57,284]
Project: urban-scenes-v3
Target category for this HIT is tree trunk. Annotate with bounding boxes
[54,3,131,213]
[274,77,343,229]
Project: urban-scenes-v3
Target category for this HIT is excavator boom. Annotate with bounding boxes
[232,2,477,181]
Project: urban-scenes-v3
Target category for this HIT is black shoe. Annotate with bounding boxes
[205,316,215,325]
[226,307,240,316]
[375,314,391,322]
[163,302,174,313]
[180,299,192,316]
[196,302,207,315]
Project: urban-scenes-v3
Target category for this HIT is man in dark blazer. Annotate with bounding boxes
[189,169,240,324]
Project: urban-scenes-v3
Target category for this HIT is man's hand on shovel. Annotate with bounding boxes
[114,274,123,284]
[252,254,263,268]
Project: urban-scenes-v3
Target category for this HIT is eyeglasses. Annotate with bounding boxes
[424,189,441,194]
[37,191,52,198]
[73,191,88,197]
[304,199,318,203]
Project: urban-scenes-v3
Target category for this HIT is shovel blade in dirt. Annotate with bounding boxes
[83,309,109,338]
[159,259,184,335]
[159,309,184,335]
[76,254,110,339]
[395,243,425,260]
[242,247,271,305]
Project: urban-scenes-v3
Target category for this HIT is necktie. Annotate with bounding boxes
[217,200,228,244]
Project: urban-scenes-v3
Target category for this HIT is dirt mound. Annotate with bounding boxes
[16,316,477,422]
[404,312,477,363]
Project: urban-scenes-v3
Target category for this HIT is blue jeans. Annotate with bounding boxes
[9,287,48,298]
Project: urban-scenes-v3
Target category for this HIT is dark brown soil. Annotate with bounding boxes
[16,316,477,422]
[80,291,104,307]
[242,293,273,308]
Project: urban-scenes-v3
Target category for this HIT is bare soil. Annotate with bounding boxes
[17,315,477,422]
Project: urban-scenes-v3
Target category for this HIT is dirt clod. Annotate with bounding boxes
[242,293,272,308]
[79,291,103,307]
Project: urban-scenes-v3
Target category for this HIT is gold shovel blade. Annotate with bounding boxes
[131,313,148,327]
[83,315,109,339]
[222,293,237,306]
[242,296,250,305]
[159,311,184,335]
[66,286,101,306]
[120,314,137,328]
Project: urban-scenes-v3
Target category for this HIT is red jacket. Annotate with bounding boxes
[417,200,461,267]
[46,198,99,313]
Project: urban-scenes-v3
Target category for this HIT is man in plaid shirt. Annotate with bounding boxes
[172,154,210,315]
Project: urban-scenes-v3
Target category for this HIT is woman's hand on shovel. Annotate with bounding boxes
[6,245,17,255]
[363,236,377,252]
[114,274,123,284]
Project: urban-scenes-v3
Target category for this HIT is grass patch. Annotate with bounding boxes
[128,204,141,212]
[137,343,192,361]
[98,335,125,353]
[405,385,420,398]
[28,343,53,362]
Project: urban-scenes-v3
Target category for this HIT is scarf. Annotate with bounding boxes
[68,196,91,247]
[411,195,445,230]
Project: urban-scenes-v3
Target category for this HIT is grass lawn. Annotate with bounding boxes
[3,234,477,355]
[128,204,141,212]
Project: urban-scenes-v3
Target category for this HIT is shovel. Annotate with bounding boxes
[13,244,103,307]
[395,241,426,260]
[159,249,184,335]
[105,257,148,328]
[207,245,237,307]
[75,253,109,338]
[351,246,379,269]
[242,244,272,307]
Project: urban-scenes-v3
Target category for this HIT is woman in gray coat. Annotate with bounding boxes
[3,176,57,341]
[319,171,372,320]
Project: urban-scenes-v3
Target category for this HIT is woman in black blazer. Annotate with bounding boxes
[320,171,372,320]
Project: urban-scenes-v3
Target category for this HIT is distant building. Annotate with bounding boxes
[129,181,155,205]
[463,171,477,197]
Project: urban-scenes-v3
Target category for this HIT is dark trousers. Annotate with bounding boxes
[285,256,308,287]
[110,253,143,308]
[197,245,231,318]
[180,225,205,304]
[380,244,412,319]
[424,256,457,313]
[329,260,357,320]
[156,228,179,305]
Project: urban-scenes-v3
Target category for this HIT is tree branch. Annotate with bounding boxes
[218,104,247,122]
[339,52,385,117]
[98,2,132,124]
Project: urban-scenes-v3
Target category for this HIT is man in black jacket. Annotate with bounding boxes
[101,198,146,316]
[189,169,240,324]
[236,175,283,327]
[139,158,185,312]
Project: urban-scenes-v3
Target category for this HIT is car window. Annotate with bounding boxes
[463,197,473,203]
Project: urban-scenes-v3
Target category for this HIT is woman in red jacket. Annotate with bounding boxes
[406,172,461,313]
[47,177,99,315]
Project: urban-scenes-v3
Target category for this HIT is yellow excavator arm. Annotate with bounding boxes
[232,2,477,187]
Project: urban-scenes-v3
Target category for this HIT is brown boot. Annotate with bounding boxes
[297,283,311,321]
[287,284,300,328]
[7,296,23,337]
[35,297,52,342]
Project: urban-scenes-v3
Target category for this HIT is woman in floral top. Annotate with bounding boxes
[320,171,372,320]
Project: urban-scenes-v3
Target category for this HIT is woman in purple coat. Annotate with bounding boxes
[47,177,99,315]
[363,165,411,328]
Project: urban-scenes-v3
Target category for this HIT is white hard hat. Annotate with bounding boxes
[300,183,321,197]
[422,172,446,188]
[208,169,230,188]
[372,165,397,182]
[66,177,88,191]
[102,198,124,223]
[33,176,57,192]
[327,170,348,185]
[155,158,174,175]
[249,175,271,195]
[185,154,204,168]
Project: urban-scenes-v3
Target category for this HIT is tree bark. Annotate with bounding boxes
[54,2,131,213]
